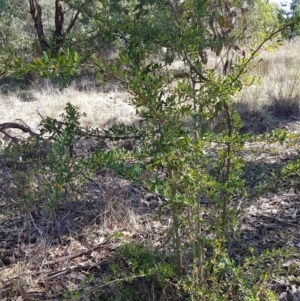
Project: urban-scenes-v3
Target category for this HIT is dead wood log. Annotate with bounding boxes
[0,122,39,138]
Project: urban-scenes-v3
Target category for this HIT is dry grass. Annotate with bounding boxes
[0,153,167,299]
[0,81,137,133]
[1,38,300,300]
[0,74,165,299]
[0,76,152,299]
[236,37,300,132]
[1,38,298,134]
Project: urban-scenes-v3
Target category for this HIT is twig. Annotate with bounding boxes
[44,249,91,266]
[0,129,19,144]
[232,21,300,83]
[36,110,45,120]
[85,274,147,293]
[46,269,69,281]
[287,287,300,301]
[43,241,117,266]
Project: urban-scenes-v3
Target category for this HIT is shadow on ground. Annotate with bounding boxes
[1,111,300,299]
[230,150,300,261]
[0,151,168,300]
[236,95,300,134]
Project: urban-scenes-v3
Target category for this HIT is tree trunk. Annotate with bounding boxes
[54,0,64,52]
[29,0,49,52]
[29,0,82,56]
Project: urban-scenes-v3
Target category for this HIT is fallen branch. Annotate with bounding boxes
[43,241,118,266]
[287,287,300,301]
[0,121,39,138]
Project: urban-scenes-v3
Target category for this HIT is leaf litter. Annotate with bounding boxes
[1,121,300,299]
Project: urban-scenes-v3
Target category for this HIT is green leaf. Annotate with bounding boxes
[119,53,128,64]
[33,58,44,67]
[216,36,224,56]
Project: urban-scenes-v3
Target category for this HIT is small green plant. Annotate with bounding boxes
[38,102,92,208]
[102,242,176,300]
[1,137,47,207]
[2,0,298,299]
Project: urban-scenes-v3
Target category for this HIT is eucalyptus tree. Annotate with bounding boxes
[290,0,300,37]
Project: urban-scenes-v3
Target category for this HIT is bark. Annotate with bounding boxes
[29,0,49,52]
[54,0,64,51]
[29,0,85,56]
[67,9,80,34]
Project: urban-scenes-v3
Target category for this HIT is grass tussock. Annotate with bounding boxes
[0,81,137,132]
[236,37,300,133]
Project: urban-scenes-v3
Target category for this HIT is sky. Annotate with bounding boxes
[269,0,292,9]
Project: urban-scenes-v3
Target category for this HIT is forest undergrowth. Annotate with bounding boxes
[1,36,300,301]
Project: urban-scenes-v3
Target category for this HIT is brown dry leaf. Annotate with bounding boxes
[94,236,106,244]
[49,282,65,294]
[153,241,162,247]
[291,209,298,219]
[286,240,295,247]
[64,238,86,256]
[26,287,46,294]
[107,224,114,231]
[141,199,150,206]
[91,249,110,260]
[121,231,133,237]
[279,291,288,300]
[282,260,300,268]
[48,248,63,259]
[66,280,80,292]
